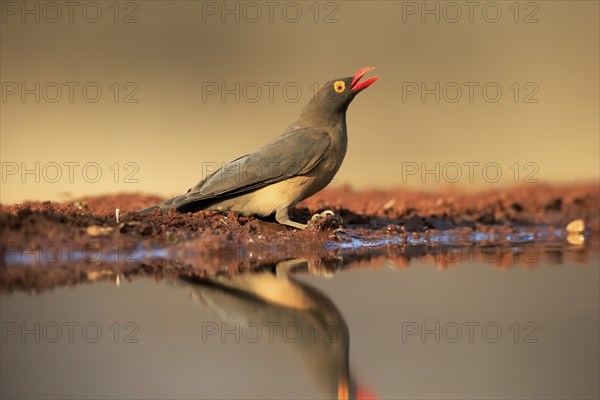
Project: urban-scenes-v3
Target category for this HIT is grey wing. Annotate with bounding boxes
[175,128,331,205]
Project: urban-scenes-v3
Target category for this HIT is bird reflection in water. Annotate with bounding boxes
[179,259,376,400]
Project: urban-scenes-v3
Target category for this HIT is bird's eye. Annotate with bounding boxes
[333,81,345,93]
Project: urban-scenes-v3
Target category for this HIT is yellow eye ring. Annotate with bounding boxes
[333,81,346,93]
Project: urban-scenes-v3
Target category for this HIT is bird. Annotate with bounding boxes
[139,67,378,229]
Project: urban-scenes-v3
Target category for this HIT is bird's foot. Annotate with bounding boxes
[308,210,343,231]
[275,208,342,231]
[310,209,335,221]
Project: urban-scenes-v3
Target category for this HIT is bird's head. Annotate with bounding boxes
[301,66,378,121]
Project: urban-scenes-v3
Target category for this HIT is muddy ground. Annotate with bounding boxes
[1,184,598,292]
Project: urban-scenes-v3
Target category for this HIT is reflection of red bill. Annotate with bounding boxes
[338,375,378,400]
[357,386,378,400]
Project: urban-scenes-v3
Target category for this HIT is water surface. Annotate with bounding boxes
[1,245,598,399]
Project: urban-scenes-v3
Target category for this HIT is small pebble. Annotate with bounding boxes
[383,199,396,210]
[567,233,585,245]
[86,225,114,237]
[566,219,585,233]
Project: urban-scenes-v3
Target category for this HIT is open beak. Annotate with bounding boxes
[350,66,378,92]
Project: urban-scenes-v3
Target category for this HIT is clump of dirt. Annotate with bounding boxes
[1,183,598,292]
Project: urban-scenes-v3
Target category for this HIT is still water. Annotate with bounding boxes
[1,247,599,399]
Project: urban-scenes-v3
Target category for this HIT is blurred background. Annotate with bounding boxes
[1,0,598,204]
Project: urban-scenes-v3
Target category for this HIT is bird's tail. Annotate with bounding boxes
[137,194,186,214]
[137,205,162,214]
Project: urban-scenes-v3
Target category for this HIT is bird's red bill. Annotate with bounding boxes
[351,66,379,92]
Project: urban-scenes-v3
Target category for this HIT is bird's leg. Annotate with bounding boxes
[275,208,307,230]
